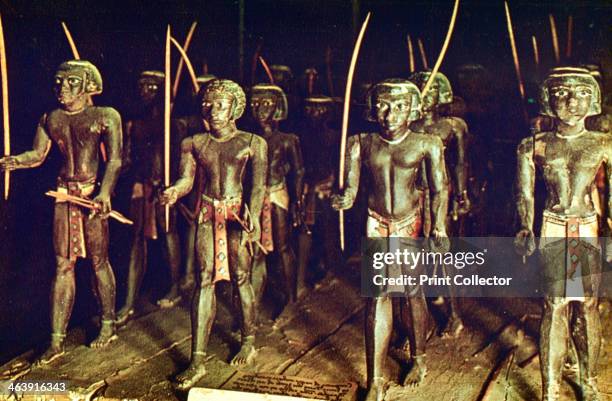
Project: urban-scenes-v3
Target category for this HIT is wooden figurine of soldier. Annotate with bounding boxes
[515,67,610,401]
[160,79,267,390]
[175,73,216,292]
[117,70,184,326]
[410,70,470,337]
[0,60,123,363]
[298,95,341,295]
[332,79,449,400]
[249,83,304,307]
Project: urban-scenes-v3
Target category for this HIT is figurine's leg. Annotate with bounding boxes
[118,198,146,325]
[175,223,214,391]
[273,205,297,304]
[158,227,182,307]
[540,296,570,401]
[251,244,267,309]
[37,255,76,365]
[403,291,428,387]
[322,202,341,270]
[87,216,118,348]
[297,229,312,297]
[364,296,392,401]
[573,296,601,401]
[181,223,197,291]
[441,262,464,338]
[229,227,257,366]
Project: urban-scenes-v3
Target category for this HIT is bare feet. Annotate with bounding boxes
[230,336,257,365]
[389,338,411,363]
[36,342,65,366]
[581,378,601,401]
[364,377,388,401]
[90,320,118,348]
[157,285,182,308]
[174,363,207,391]
[179,276,195,292]
[403,355,427,387]
[442,316,464,339]
[115,306,135,327]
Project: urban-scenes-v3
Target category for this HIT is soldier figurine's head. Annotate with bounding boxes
[270,65,293,91]
[250,84,288,124]
[410,70,453,112]
[540,67,602,126]
[304,95,335,125]
[138,70,164,106]
[54,60,103,110]
[302,67,319,96]
[366,79,422,136]
[199,79,246,130]
[195,74,217,96]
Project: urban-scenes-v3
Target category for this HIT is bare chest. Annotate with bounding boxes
[194,137,252,173]
[47,113,104,153]
[364,138,422,174]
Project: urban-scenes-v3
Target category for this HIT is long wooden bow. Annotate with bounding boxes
[420,0,460,99]
[0,14,9,200]
[170,36,200,95]
[338,12,371,251]
[172,21,198,100]
[164,25,172,232]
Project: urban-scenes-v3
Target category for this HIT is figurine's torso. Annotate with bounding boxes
[191,131,258,199]
[357,131,436,219]
[130,115,164,182]
[262,131,297,186]
[529,130,611,217]
[46,106,119,182]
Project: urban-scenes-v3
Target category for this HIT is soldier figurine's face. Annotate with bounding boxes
[304,103,331,124]
[421,81,440,111]
[374,92,412,134]
[54,67,87,108]
[138,77,161,105]
[202,92,235,130]
[250,92,277,123]
[548,80,594,126]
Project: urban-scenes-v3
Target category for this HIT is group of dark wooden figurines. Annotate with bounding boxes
[0,58,609,401]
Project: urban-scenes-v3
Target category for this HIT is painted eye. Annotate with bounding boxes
[68,78,80,85]
[55,78,62,85]
[578,89,592,97]
[553,89,568,97]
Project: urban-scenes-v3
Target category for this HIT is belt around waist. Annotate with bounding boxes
[542,210,598,225]
[56,179,96,198]
[367,208,420,226]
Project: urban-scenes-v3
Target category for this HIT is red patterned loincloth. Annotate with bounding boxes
[55,179,96,260]
[198,194,243,283]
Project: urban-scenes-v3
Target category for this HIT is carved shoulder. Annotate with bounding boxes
[96,106,122,125]
[517,132,549,158]
[447,116,468,136]
[420,132,445,159]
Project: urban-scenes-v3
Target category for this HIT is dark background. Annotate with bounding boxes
[0,0,609,362]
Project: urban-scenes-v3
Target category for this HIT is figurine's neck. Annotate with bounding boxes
[556,118,586,138]
[211,122,238,141]
[63,96,89,114]
[258,120,278,136]
[380,125,411,142]
[148,103,162,119]
[422,108,439,125]
[309,119,328,131]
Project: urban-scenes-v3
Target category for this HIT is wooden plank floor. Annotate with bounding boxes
[1,261,610,401]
